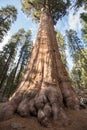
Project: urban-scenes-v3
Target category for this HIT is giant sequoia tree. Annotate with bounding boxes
[0,0,80,127]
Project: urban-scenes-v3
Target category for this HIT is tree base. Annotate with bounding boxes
[0,86,79,127]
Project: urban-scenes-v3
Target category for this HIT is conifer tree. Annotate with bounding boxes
[66,30,87,89]
[0,0,80,127]
[0,5,17,42]
[0,29,25,89]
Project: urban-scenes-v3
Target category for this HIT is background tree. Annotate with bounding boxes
[0,0,80,127]
[80,13,87,42]
[66,29,87,89]
[15,30,33,85]
[4,30,33,97]
[0,28,33,97]
[56,31,67,67]
[75,0,87,43]
[0,5,17,42]
[0,29,25,90]
[74,0,87,9]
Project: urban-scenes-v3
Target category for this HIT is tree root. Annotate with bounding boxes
[0,86,79,127]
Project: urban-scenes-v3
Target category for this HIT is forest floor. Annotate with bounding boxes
[0,106,87,130]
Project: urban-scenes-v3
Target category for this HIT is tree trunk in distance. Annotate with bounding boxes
[0,8,80,127]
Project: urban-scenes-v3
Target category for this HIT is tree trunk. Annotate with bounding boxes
[0,9,80,127]
[0,55,12,89]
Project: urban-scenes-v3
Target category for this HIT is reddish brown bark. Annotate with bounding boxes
[0,9,80,127]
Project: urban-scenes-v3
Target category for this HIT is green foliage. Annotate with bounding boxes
[74,0,87,43]
[80,13,87,42]
[0,5,17,42]
[66,29,87,89]
[56,31,67,67]
[75,0,87,9]
[66,30,85,57]
[71,48,87,89]
[22,0,70,24]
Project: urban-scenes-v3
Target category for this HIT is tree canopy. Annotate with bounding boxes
[80,12,87,42]
[75,0,87,9]
[0,5,17,42]
[22,0,70,24]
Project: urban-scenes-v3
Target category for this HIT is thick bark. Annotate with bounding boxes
[0,8,80,127]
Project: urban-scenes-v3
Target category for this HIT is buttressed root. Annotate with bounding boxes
[0,86,78,127]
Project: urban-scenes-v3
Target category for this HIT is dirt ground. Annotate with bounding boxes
[0,108,87,130]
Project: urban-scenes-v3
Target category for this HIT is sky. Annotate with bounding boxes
[0,0,85,70]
